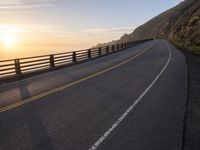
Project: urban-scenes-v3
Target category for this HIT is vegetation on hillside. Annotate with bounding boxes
[118,0,200,53]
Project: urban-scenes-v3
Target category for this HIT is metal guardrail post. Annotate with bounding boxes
[112,45,115,52]
[98,47,102,56]
[72,51,77,62]
[88,49,91,59]
[14,59,21,75]
[106,46,109,54]
[49,55,55,68]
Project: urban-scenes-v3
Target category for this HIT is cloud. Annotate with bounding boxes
[82,26,134,35]
[0,0,54,9]
[23,24,77,37]
[24,25,135,38]
[26,25,136,38]
[0,24,24,33]
[46,26,136,38]
[0,23,136,40]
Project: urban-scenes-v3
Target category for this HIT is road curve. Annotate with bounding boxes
[0,40,187,150]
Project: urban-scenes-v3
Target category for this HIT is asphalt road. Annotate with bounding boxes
[0,40,188,150]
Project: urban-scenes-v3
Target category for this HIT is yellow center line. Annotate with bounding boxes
[0,45,153,113]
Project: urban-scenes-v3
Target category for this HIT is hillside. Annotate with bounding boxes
[119,0,200,52]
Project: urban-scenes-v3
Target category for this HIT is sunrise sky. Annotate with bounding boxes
[0,0,183,60]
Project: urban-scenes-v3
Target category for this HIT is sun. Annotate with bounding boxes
[1,33,17,47]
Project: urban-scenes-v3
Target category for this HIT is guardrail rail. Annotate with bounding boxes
[0,39,152,80]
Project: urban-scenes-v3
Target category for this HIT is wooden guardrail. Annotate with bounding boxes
[0,39,152,79]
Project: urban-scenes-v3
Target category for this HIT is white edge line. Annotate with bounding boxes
[88,42,172,150]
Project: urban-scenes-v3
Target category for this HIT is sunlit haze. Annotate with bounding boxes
[0,0,183,60]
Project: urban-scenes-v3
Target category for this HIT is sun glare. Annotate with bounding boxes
[1,33,17,48]
[0,25,22,49]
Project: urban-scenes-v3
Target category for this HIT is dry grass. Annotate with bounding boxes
[173,42,200,55]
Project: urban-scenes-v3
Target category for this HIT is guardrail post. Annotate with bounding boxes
[88,49,91,59]
[106,46,109,54]
[98,47,102,56]
[49,54,55,68]
[14,59,21,75]
[72,51,77,62]
[112,45,115,52]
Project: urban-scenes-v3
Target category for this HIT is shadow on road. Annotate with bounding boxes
[0,85,56,150]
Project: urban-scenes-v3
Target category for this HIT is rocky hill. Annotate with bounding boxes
[119,0,200,50]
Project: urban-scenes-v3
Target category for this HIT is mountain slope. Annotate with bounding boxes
[120,0,200,48]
